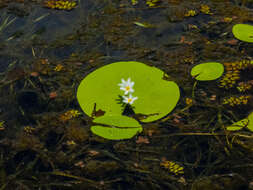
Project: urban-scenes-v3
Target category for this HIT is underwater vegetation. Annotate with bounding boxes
[223,95,251,107]
[160,160,184,175]
[0,0,253,189]
[219,60,252,89]
[59,109,81,122]
[44,0,77,10]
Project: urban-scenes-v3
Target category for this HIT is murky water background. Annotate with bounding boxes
[0,0,253,189]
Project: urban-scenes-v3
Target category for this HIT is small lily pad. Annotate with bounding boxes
[247,112,253,132]
[226,118,248,131]
[226,112,253,132]
[232,24,253,43]
[191,62,224,81]
[91,115,142,140]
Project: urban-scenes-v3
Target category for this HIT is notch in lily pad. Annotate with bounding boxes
[191,62,224,81]
[91,115,142,140]
[232,24,253,43]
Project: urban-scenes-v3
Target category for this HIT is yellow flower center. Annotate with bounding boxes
[125,86,130,91]
[128,98,132,103]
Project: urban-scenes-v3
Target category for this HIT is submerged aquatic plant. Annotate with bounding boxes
[146,0,161,7]
[222,95,251,107]
[219,60,252,89]
[200,4,211,14]
[44,0,77,10]
[59,109,81,122]
[131,0,138,5]
[0,14,16,34]
[237,81,253,92]
[219,70,240,89]
[160,160,184,175]
[184,10,197,17]
[0,121,5,130]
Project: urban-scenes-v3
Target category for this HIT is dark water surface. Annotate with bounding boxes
[0,0,253,189]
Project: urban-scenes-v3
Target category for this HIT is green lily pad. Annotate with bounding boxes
[226,118,249,131]
[91,115,142,140]
[226,112,253,132]
[77,61,180,122]
[247,112,253,132]
[191,62,224,81]
[232,24,253,43]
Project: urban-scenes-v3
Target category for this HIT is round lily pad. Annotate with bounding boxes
[191,62,224,81]
[91,115,142,140]
[77,61,180,122]
[232,24,253,43]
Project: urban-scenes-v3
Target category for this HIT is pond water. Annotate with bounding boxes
[0,0,253,189]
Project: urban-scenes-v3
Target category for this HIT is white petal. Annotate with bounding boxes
[121,78,126,83]
[120,87,126,91]
[129,89,134,93]
[132,97,138,101]
[122,96,128,103]
[123,99,129,104]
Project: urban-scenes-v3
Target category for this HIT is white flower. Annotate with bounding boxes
[118,78,135,95]
[122,94,138,105]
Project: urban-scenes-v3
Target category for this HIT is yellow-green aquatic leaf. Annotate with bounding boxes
[77,61,180,122]
[91,115,142,140]
[232,24,253,43]
[93,115,142,127]
[247,112,253,132]
[226,118,248,131]
[134,22,154,28]
[226,112,253,132]
[191,62,224,81]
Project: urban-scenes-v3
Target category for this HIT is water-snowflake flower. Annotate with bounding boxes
[122,94,138,105]
[118,78,135,95]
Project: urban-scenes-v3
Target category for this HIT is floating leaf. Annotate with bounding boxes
[191,62,224,81]
[247,112,253,132]
[77,61,180,122]
[226,118,248,131]
[226,112,253,132]
[91,115,142,140]
[232,24,253,43]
